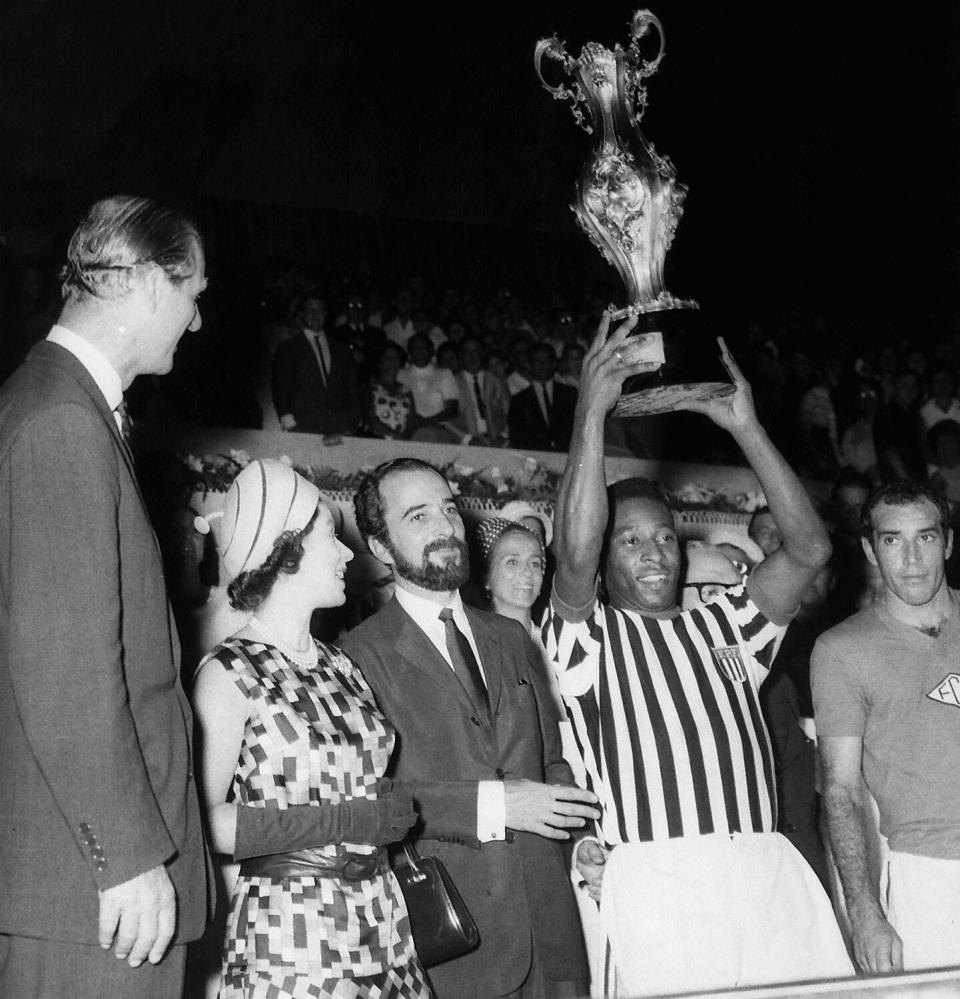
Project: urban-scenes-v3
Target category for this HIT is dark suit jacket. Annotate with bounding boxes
[508,380,577,452]
[342,599,586,998]
[271,331,362,435]
[0,341,209,946]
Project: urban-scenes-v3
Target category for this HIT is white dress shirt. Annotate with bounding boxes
[394,585,506,842]
[47,325,124,431]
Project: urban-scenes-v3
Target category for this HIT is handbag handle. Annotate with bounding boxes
[402,842,427,883]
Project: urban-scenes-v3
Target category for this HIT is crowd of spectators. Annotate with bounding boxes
[6,248,960,487]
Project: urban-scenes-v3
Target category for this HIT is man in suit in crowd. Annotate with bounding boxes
[0,195,210,998]
[449,334,510,446]
[508,342,577,452]
[342,458,595,998]
[272,291,362,435]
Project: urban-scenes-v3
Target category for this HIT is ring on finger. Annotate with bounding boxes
[614,350,624,366]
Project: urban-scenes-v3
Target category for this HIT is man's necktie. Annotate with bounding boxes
[471,373,487,420]
[439,607,490,723]
[113,399,132,442]
[311,334,329,386]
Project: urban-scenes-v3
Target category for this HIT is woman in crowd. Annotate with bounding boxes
[473,515,603,990]
[192,458,429,998]
[474,517,546,635]
[366,341,416,439]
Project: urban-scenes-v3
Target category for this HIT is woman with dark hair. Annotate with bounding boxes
[366,341,416,439]
[193,459,429,998]
[474,517,546,633]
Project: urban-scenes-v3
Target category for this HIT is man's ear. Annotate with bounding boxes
[946,528,954,562]
[368,535,395,568]
[142,263,165,313]
[861,535,878,567]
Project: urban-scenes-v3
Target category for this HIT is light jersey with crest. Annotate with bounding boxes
[543,584,785,845]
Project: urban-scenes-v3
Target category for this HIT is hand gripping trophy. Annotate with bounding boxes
[535,10,732,414]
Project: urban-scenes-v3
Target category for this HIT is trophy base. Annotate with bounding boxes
[614,381,733,416]
[611,306,733,417]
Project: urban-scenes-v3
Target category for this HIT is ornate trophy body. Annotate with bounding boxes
[535,10,731,415]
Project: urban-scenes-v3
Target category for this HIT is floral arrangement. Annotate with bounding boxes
[177,451,563,504]
[176,450,762,514]
[665,483,765,514]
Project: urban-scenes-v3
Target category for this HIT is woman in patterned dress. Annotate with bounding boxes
[193,459,431,998]
[366,343,416,439]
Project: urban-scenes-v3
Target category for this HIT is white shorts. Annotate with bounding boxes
[887,850,960,971]
[600,832,852,996]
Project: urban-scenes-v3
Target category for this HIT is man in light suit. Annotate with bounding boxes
[0,195,210,998]
[272,291,362,435]
[449,335,510,446]
[342,458,595,998]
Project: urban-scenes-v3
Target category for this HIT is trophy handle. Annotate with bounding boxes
[628,9,666,78]
[534,35,574,96]
[534,35,593,134]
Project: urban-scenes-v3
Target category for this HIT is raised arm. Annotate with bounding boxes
[554,315,652,610]
[679,340,831,623]
[820,735,903,973]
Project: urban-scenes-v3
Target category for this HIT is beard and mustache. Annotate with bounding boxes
[388,536,470,591]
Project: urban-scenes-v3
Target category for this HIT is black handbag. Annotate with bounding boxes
[393,842,480,967]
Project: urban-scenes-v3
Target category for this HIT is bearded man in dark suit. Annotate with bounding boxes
[0,195,210,998]
[342,458,594,999]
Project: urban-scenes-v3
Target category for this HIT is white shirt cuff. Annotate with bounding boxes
[477,780,506,842]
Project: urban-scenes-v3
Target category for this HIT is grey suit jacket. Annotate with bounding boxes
[342,598,586,997]
[0,341,209,944]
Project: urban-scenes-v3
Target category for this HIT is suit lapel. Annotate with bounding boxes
[37,343,154,536]
[388,598,499,730]
[464,607,504,718]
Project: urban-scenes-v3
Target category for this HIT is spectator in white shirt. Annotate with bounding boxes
[397,333,459,443]
[920,364,960,431]
[384,288,416,348]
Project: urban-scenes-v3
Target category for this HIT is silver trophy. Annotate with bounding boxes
[536,10,732,415]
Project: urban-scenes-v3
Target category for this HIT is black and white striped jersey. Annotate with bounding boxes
[543,585,784,846]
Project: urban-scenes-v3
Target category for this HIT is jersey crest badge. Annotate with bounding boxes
[927,673,960,709]
[711,644,747,683]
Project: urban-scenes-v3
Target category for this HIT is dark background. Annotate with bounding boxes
[3,1,960,421]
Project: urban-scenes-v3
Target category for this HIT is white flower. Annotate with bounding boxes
[184,454,203,472]
[278,454,294,467]
[229,449,251,466]
[453,463,475,476]
[496,482,509,493]
[448,480,461,495]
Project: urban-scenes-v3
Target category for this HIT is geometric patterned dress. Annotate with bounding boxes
[204,636,432,999]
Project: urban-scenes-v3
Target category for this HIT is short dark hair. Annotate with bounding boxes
[928,419,960,453]
[461,334,485,353]
[378,341,407,366]
[530,342,556,361]
[354,457,446,547]
[860,481,951,543]
[61,194,202,303]
[407,332,433,355]
[608,476,670,512]
[747,506,774,540]
[227,507,319,611]
[831,470,873,503]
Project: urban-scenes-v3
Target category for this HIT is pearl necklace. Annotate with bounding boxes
[249,616,318,669]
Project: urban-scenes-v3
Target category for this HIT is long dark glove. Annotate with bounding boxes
[234,778,417,860]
